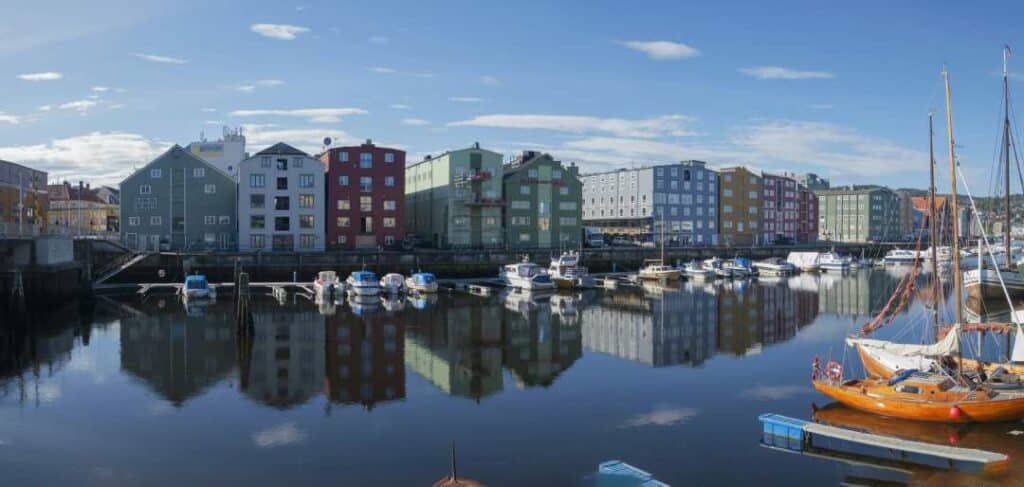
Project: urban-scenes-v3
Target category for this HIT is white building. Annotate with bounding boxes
[238,143,326,251]
[187,127,248,178]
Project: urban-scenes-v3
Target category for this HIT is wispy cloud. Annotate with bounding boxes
[368,66,396,74]
[17,71,62,81]
[809,104,834,110]
[234,79,284,93]
[449,114,695,138]
[58,99,98,113]
[390,104,410,110]
[622,404,698,428]
[619,40,700,60]
[740,384,813,400]
[740,66,834,80]
[230,107,367,123]
[449,96,484,103]
[133,53,187,64]
[252,422,306,448]
[369,36,389,45]
[91,86,109,92]
[242,125,359,152]
[480,75,500,86]
[200,108,217,113]
[0,132,170,184]
[38,105,52,111]
[0,113,20,124]
[402,118,430,126]
[250,23,310,40]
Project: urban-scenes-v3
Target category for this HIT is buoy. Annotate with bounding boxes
[948,432,960,445]
[949,406,962,420]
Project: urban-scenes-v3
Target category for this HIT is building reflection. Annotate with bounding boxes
[503,291,582,388]
[0,301,92,403]
[816,270,904,319]
[120,297,235,406]
[241,301,325,409]
[324,304,405,409]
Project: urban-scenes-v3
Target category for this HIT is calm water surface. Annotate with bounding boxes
[2,268,1021,486]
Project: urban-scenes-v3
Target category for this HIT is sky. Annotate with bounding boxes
[2,0,1024,191]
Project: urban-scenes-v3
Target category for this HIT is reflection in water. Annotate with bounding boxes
[325,304,405,409]
[243,302,325,409]
[0,302,93,404]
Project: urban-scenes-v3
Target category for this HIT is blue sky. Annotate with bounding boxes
[2,0,1023,189]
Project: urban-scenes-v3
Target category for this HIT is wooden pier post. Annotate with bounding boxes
[235,271,253,334]
[8,269,26,314]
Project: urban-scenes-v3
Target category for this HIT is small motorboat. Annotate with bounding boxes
[347,294,380,314]
[499,257,556,290]
[702,257,733,279]
[818,252,851,272]
[682,261,713,281]
[786,252,821,272]
[405,271,439,293]
[638,259,681,281]
[884,249,919,265]
[379,272,405,294]
[346,270,380,296]
[548,251,596,289]
[752,258,796,276]
[724,257,753,278]
[182,274,215,299]
[313,270,341,299]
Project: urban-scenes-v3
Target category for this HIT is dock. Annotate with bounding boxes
[758,413,1009,474]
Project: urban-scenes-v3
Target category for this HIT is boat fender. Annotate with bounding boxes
[949,405,962,420]
[826,360,843,382]
[811,356,821,380]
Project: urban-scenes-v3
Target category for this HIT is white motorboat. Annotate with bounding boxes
[682,261,714,281]
[818,252,851,272]
[313,270,341,299]
[702,257,733,278]
[724,257,753,278]
[753,258,796,276]
[638,259,681,281]
[786,252,821,272]
[500,257,556,290]
[182,274,216,300]
[884,249,919,265]
[379,272,405,294]
[548,251,596,289]
[346,270,380,296]
[405,271,439,293]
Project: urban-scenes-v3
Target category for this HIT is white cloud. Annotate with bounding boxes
[200,108,217,113]
[242,124,359,154]
[622,404,698,427]
[449,114,695,138]
[236,85,257,93]
[369,36,389,45]
[414,73,436,79]
[38,105,52,111]
[740,66,834,80]
[205,120,223,125]
[91,86,109,92]
[58,99,98,113]
[368,66,396,74]
[810,104,834,110]
[229,107,368,123]
[133,53,187,64]
[17,71,62,81]
[390,104,410,110]
[0,132,170,184]
[257,79,284,86]
[250,23,310,40]
[740,384,812,400]
[107,104,125,110]
[449,96,484,103]
[252,422,306,448]
[0,113,20,124]
[619,40,700,60]
[480,75,500,85]
[402,118,430,126]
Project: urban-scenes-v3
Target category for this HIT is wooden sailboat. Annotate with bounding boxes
[638,214,680,281]
[813,65,1024,423]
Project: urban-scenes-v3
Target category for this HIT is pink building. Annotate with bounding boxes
[761,173,817,244]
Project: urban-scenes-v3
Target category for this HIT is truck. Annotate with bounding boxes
[585,227,605,247]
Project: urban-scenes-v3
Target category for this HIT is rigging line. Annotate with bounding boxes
[957,163,1019,322]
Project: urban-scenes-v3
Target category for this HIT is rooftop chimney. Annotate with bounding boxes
[473,142,480,149]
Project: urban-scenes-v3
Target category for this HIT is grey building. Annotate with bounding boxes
[502,151,583,249]
[120,145,238,251]
[791,172,830,191]
[581,160,718,245]
[816,186,902,242]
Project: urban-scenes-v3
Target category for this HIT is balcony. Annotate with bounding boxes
[463,197,505,207]
[455,170,492,184]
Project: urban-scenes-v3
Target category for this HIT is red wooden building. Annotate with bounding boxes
[321,140,405,249]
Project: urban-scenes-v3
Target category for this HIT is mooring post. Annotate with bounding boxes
[236,271,253,334]
[9,268,26,314]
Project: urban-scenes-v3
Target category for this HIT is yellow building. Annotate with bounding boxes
[47,182,118,235]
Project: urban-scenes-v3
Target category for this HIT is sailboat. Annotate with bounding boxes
[638,214,680,281]
[964,47,1024,301]
[813,63,1024,423]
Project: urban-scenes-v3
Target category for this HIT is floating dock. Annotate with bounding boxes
[758,413,1009,474]
[595,460,669,486]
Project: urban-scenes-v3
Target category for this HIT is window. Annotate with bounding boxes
[384,152,395,163]
[299,215,315,229]
[384,235,395,246]
[519,233,530,242]
[337,216,350,228]
[559,202,577,210]
[511,216,531,225]
[338,175,349,186]
[299,194,315,208]
[251,215,265,229]
[559,217,577,225]
[250,174,266,188]
[251,194,265,209]
[276,177,288,190]
[359,152,372,168]
[511,200,530,210]
[299,174,314,188]
[360,216,373,233]
[337,199,351,210]
[150,216,162,225]
[748,207,758,214]
[150,169,162,178]
[724,205,733,213]
[553,170,562,180]
[384,176,395,187]
[138,184,152,195]
[204,184,216,194]
[359,176,372,192]
[723,189,733,197]
[337,151,350,162]
[299,234,316,248]
[276,158,288,170]
[250,235,266,248]
[192,167,206,178]
[173,217,184,231]
[274,217,290,231]
[484,216,497,226]
[260,156,271,168]
[204,233,215,244]
[360,196,372,212]
[895,385,921,394]
[337,235,347,244]
[128,216,140,226]
[274,196,290,210]
[559,186,569,196]
[219,216,230,225]
[383,217,396,228]
[520,185,530,195]
[134,197,157,210]
[383,200,396,210]
[205,216,216,225]
[528,169,538,178]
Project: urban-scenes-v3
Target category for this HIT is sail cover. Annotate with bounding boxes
[1012,324,1024,363]
[846,323,961,358]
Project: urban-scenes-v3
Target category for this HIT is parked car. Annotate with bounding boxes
[773,236,795,246]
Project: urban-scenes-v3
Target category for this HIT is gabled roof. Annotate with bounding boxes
[120,144,234,186]
[254,142,309,157]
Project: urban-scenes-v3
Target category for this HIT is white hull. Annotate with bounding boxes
[638,270,681,280]
[684,269,714,281]
[502,275,555,290]
[405,280,439,293]
[964,268,1024,300]
[183,289,212,299]
[347,284,380,296]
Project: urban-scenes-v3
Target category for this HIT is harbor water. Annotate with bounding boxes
[2,268,1021,485]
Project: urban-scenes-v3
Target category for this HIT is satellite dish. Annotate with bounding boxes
[323,137,332,147]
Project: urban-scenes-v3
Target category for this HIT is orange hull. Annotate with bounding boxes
[813,380,1024,423]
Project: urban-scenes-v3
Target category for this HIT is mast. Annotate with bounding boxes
[943,66,964,380]
[928,112,940,328]
[1004,46,1013,267]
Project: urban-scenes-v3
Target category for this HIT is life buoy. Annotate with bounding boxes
[826,360,843,382]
